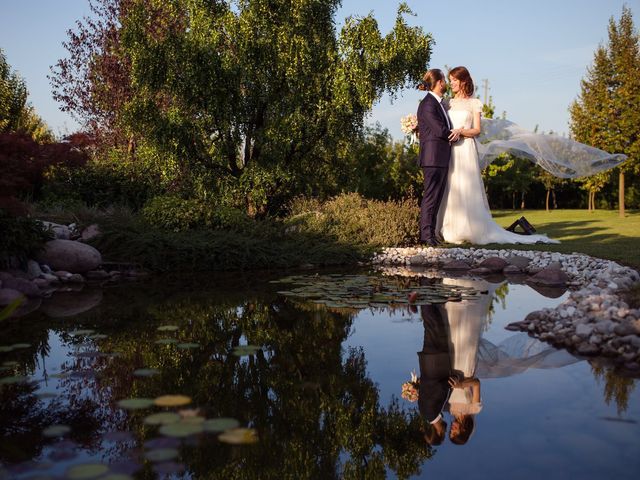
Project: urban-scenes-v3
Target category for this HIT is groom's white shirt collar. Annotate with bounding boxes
[428,90,444,103]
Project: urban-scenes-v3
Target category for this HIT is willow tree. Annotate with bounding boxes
[117,0,431,214]
[570,6,640,217]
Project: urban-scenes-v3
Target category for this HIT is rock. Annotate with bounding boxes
[442,259,471,271]
[32,278,50,289]
[477,257,509,273]
[505,321,527,331]
[469,267,492,275]
[41,289,103,318]
[26,260,43,280]
[506,255,532,270]
[67,274,85,283]
[41,273,59,283]
[577,343,599,355]
[54,271,73,280]
[503,265,523,275]
[527,267,569,287]
[36,240,102,273]
[0,288,25,305]
[408,255,427,266]
[85,270,110,280]
[40,221,72,240]
[80,224,101,242]
[614,323,638,336]
[576,324,595,337]
[0,276,42,298]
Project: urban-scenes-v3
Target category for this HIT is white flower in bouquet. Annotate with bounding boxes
[400,113,418,144]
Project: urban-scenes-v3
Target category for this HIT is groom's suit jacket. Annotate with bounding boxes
[417,92,452,168]
[417,303,453,423]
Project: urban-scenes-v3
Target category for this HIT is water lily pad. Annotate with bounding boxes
[0,346,13,353]
[144,448,179,462]
[218,428,258,445]
[43,424,71,437]
[155,338,178,345]
[180,416,205,425]
[176,343,200,350]
[10,343,30,349]
[117,398,154,410]
[65,463,109,479]
[0,375,28,385]
[158,422,203,438]
[101,475,135,480]
[88,334,108,340]
[154,395,192,407]
[152,462,185,475]
[133,368,160,377]
[143,412,181,426]
[2,361,19,367]
[157,325,179,332]
[232,345,261,356]
[68,329,95,336]
[202,418,240,432]
[36,391,58,399]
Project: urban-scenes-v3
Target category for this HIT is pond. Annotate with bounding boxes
[1,268,638,479]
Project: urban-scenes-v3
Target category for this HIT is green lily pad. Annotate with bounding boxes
[155,338,178,345]
[232,345,261,356]
[0,375,28,385]
[43,424,71,437]
[144,412,181,425]
[68,329,95,336]
[0,346,13,353]
[10,343,30,349]
[158,421,204,438]
[157,325,179,332]
[154,395,192,407]
[218,427,258,445]
[145,448,179,462]
[176,343,200,349]
[2,361,19,367]
[133,368,161,377]
[65,463,109,479]
[202,418,240,432]
[117,398,154,410]
[88,334,108,340]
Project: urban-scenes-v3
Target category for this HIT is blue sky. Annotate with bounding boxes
[1,0,637,139]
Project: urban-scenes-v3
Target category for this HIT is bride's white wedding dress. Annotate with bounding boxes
[438,97,559,245]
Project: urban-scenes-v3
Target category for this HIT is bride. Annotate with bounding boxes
[437,66,559,245]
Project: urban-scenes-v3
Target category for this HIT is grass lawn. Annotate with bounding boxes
[474,209,640,270]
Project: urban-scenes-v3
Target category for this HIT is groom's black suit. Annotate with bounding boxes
[417,91,453,243]
[418,303,453,424]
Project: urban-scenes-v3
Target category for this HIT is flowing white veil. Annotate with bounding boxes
[476,118,628,177]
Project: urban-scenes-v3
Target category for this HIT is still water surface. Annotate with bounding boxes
[1,269,638,479]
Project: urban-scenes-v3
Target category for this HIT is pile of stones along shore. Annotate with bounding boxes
[373,246,640,374]
[0,221,148,318]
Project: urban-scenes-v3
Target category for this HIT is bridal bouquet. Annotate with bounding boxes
[400,113,418,144]
[401,370,419,402]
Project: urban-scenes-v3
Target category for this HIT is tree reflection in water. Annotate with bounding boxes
[0,273,434,478]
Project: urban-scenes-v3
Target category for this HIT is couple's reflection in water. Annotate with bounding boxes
[407,276,579,447]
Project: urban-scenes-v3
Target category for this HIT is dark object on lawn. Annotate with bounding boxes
[505,216,537,235]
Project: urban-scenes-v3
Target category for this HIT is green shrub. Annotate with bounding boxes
[287,193,419,247]
[142,195,250,232]
[0,210,53,267]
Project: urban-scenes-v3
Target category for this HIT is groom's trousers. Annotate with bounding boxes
[420,166,449,242]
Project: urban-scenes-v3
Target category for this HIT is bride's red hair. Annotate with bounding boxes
[449,66,475,97]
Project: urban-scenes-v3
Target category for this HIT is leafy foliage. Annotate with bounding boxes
[0,210,53,268]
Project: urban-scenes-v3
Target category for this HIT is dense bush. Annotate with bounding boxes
[0,210,53,268]
[41,145,173,210]
[287,193,419,247]
[142,195,250,232]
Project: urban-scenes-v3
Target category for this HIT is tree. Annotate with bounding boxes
[111,0,431,214]
[575,171,610,211]
[570,6,640,217]
[50,0,135,148]
[537,169,565,211]
[0,48,27,133]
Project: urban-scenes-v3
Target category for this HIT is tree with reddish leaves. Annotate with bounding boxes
[49,0,134,149]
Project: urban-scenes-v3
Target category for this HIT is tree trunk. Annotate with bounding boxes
[545,189,550,212]
[512,192,515,210]
[520,191,525,209]
[619,171,625,217]
[552,190,557,209]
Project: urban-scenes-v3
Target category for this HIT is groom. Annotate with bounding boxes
[417,69,459,246]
